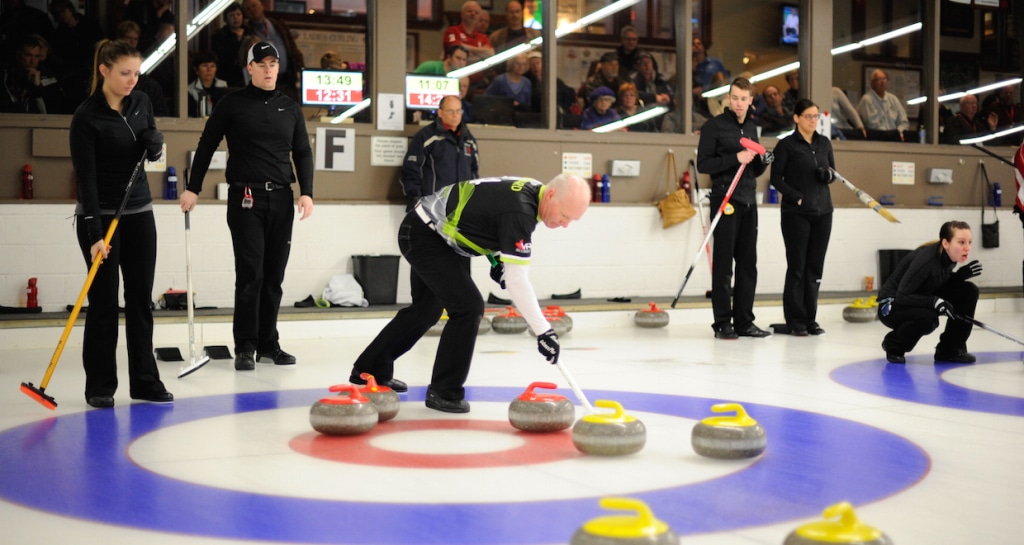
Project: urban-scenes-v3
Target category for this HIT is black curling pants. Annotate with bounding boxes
[880,281,979,353]
[350,213,483,401]
[76,210,166,399]
[226,185,294,354]
[781,211,832,330]
[709,199,758,330]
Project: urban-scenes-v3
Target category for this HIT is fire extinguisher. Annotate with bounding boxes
[680,170,691,197]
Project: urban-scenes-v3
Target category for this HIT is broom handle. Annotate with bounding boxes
[556,360,594,414]
[185,210,197,362]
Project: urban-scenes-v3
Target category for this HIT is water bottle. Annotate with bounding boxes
[21,164,34,199]
[165,166,178,200]
[681,170,692,197]
[592,174,602,203]
[918,125,926,144]
[601,174,610,203]
[992,182,1002,207]
[768,185,779,204]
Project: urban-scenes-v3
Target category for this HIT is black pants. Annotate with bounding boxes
[75,210,165,399]
[781,211,832,330]
[351,214,484,401]
[226,185,294,353]
[710,199,758,329]
[879,282,979,353]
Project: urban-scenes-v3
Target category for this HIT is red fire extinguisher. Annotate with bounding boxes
[680,170,691,196]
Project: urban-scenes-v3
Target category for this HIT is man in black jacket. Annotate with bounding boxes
[697,77,770,339]
[401,94,479,211]
[180,42,314,371]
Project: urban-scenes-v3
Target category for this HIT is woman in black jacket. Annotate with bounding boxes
[769,98,835,336]
[69,39,170,408]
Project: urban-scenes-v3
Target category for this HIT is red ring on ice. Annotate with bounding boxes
[290,419,579,468]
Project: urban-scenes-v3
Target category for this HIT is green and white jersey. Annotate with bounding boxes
[418,176,544,264]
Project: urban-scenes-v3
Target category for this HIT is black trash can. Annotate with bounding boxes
[878,249,911,288]
[352,255,400,305]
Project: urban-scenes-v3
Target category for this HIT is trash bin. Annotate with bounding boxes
[878,249,911,288]
[352,255,400,305]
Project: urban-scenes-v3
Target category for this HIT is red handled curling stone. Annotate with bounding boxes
[354,372,400,422]
[691,403,766,459]
[309,384,378,435]
[508,381,575,432]
[634,302,670,328]
[572,400,646,456]
[492,306,528,334]
[570,497,678,545]
[545,305,573,333]
[783,502,893,545]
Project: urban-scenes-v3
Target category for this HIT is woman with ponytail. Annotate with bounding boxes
[69,39,171,408]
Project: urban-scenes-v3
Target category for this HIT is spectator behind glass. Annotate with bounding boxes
[983,85,1022,146]
[581,86,620,130]
[443,1,494,64]
[524,50,580,128]
[943,94,997,145]
[242,0,305,102]
[0,0,53,59]
[187,50,227,118]
[489,1,539,54]
[211,2,253,88]
[631,52,672,107]
[856,69,909,140]
[1,33,64,113]
[476,8,490,35]
[615,82,658,132]
[581,51,626,109]
[122,0,172,53]
[757,84,794,137]
[413,45,470,122]
[115,20,167,116]
[830,87,866,139]
[320,51,348,70]
[144,15,176,115]
[485,52,531,110]
[616,26,642,80]
[782,70,799,110]
[48,0,104,111]
[692,37,728,91]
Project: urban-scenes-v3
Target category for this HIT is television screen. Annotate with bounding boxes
[301,70,364,107]
[781,5,798,45]
[405,74,460,110]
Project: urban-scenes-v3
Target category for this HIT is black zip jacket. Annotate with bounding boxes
[187,84,313,197]
[696,108,767,206]
[400,118,479,198]
[69,90,155,244]
[879,243,957,309]
[769,130,836,215]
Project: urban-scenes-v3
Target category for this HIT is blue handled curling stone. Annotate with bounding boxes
[353,373,400,422]
[634,302,670,328]
[691,402,766,459]
[570,497,679,545]
[783,502,893,545]
[310,384,379,435]
[508,381,575,432]
[572,400,646,456]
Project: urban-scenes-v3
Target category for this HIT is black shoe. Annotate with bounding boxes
[807,324,826,336]
[934,348,976,364]
[235,351,256,371]
[882,341,906,364]
[713,324,738,340]
[790,327,809,337]
[131,391,174,404]
[258,348,296,366]
[425,389,470,413]
[87,395,114,408]
[350,374,408,393]
[737,324,772,338]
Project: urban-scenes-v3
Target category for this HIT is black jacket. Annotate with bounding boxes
[187,84,313,197]
[770,130,835,215]
[696,108,767,206]
[879,243,957,309]
[401,118,479,199]
[69,90,155,244]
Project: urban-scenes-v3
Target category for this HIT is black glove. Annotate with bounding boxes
[762,151,775,164]
[817,166,834,183]
[954,260,982,281]
[537,329,560,364]
[489,260,506,289]
[933,297,955,318]
[140,128,164,162]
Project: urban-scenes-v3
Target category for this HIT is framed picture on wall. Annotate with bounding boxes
[940,1,974,38]
[864,66,922,119]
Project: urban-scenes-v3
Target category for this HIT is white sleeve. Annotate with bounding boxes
[503,262,551,336]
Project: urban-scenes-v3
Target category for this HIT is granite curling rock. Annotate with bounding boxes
[544,305,573,334]
[783,502,894,545]
[570,497,678,545]
[309,384,379,435]
[354,372,400,422]
[634,302,670,328]
[427,311,491,336]
[843,296,877,323]
[492,306,529,334]
[572,400,646,456]
[691,402,766,459]
[508,381,575,432]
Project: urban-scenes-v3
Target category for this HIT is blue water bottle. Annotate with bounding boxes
[768,185,779,204]
[601,174,610,203]
[992,182,1002,207]
[165,167,177,200]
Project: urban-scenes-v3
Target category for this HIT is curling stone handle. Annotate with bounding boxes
[526,381,558,393]
[599,497,655,525]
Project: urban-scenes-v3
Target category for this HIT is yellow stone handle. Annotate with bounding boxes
[700,403,758,427]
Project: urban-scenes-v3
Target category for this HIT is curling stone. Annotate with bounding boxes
[545,305,574,332]
[572,400,646,456]
[479,314,492,334]
[570,497,678,545]
[309,384,378,435]
[354,372,400,422]
[492,306,528,334]
[843,297,877,323]
[508,381,575,432]
[634,302,670,328]
[783,502,893,545]
[691,402,766,459]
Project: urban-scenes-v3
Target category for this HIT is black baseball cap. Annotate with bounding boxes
[247,42,280,64]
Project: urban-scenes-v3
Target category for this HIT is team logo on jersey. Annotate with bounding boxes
[724,203,735,215]
[464,143,473,156]
[515,240,532,254]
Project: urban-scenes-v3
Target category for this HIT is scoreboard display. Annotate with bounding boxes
[301,70,364,106]
[405,74,460,110]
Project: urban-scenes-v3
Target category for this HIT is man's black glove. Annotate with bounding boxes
[954,260,982,281]
[762,151,775,164]
[933,297,955,318]
[140,128,164,162]
[817,166,834,183]
[489,260,506,289]
[537,329,559,364]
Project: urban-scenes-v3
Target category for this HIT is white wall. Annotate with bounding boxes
[1,202,1021,312]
